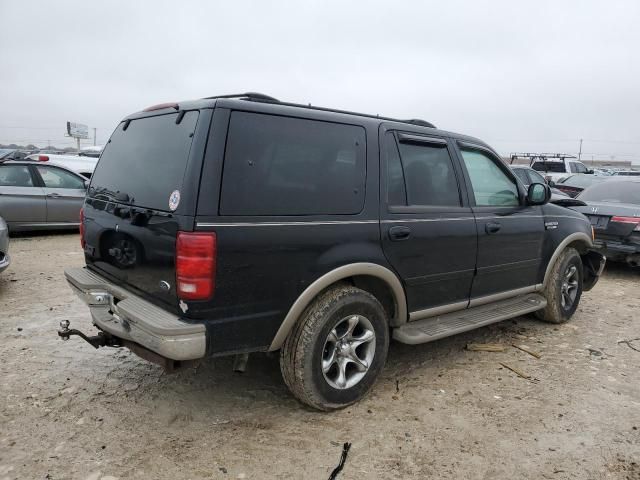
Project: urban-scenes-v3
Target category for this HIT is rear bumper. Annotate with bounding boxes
[593,239,640,265]
[65,267,206,360]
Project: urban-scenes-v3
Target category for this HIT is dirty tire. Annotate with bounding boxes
[536,247,583,324]
[280,284,389,411]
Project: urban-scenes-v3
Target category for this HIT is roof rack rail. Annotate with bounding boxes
[206,93,436,129]
[509,152,577,166]
[204,92,280,102]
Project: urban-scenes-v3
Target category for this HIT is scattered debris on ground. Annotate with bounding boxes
[466,343,507,352]
[512,344,542,359]
[328,442,351,480]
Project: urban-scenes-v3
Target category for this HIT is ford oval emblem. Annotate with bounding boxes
[159,281,171,292]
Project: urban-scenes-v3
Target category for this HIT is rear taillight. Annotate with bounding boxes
[38,155,49,162]
[176,232,217,301]
[79,208,86,248]
[611,216,640,231]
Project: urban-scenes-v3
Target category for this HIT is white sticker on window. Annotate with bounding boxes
[169,190,181,211]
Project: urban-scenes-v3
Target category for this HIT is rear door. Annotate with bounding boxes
[0,164,47,227]
[455,143,545,301]
[380,128,477,315]
[34,165,86,223]
[83,109,210,311]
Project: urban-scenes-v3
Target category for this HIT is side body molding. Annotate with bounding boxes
[268,262,407,351]
[542,232,593,287]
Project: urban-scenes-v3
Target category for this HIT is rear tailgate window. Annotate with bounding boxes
[90,111,199,210]
[531,161,566,173]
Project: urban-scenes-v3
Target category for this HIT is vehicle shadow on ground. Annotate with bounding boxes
[92,313,545,422]
[69,263,636,420]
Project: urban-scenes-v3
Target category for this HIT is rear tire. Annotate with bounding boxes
[280,285,389,411]
[536,247,583,324]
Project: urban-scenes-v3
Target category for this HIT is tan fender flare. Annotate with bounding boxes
[268,262,407,351]
[542,232,593,287]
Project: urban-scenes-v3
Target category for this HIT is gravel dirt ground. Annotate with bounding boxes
[1,233,639,480]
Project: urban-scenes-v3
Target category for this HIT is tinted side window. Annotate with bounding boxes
[574,162,587,174]
[36,166,85,189]
[220,112,366,216]
[0,165,34,187]
[460,149,519,206]
[385,132,407,205]
[396,139,460,207]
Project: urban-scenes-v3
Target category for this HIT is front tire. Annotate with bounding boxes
[280,285,389,411]
[536,247,583,324]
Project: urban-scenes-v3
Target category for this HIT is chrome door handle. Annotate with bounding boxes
[46,193,61,198]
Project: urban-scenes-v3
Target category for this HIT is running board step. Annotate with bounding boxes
[393,293,547,345]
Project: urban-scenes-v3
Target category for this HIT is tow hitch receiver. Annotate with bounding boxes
[58,320,121,349]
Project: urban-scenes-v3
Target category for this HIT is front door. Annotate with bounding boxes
[34,165,86,223]
[0,164,47,228]
[455,143,545,301]
[380,128,477,316]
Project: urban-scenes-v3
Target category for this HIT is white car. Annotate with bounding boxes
[530,158,592,183]
[24,153,97,179]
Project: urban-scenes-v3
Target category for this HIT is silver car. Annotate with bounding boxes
[0,216,9,272]
[0,161,87,232]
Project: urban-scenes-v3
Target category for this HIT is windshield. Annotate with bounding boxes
[89,111,199,210]
[0,149,15,160]
[578,181,640,205]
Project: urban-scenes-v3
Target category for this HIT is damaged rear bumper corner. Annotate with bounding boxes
[64,267,206,361]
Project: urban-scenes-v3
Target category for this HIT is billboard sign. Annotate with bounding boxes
[67,122,89,139]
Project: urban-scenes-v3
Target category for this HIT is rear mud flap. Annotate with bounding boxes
[581,250,606,291]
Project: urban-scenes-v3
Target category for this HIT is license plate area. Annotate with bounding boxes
[587,215,609,230]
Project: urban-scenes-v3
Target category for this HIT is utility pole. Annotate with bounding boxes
[93,128,97,146]
[578,139,583,161]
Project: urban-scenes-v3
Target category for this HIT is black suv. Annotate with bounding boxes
[62,93,605,410]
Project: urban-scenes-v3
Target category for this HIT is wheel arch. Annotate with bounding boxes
[542,232,593,287]
[268,262,407,351]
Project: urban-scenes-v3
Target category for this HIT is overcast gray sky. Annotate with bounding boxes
[1,0,639,163]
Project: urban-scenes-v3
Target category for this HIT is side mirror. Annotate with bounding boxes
[547,179,556,187]
[83,180,90,190]
[587,169,594,174]
[527,182,550,205]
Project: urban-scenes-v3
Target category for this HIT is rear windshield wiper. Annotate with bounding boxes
[91,187,135,205]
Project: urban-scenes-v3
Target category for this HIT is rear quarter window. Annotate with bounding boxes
[220,112,366,216]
